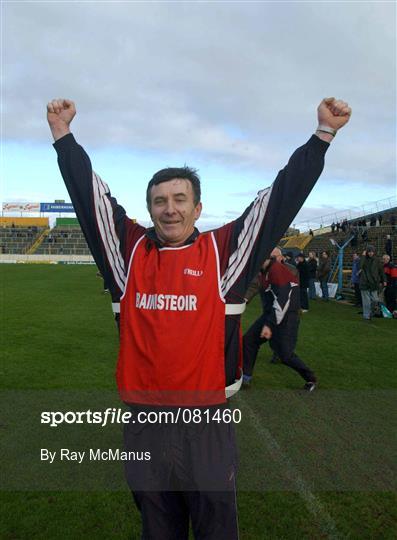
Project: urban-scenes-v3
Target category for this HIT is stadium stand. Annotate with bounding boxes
[1,208,395,282]
[31,218,89,256]
[276,207,397,301]
[307,226,396,259]
[35,227,91,256]
[0,227,46,254]
[281,233,312,251]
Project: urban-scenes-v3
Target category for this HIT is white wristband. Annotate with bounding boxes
[316,125,337,137]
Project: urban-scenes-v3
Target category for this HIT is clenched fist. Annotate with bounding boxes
[47,99,76,141]
[317,97,352,132]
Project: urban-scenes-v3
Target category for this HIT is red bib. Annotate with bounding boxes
[116,233,226,406]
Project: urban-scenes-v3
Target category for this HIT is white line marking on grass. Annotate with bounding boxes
[236,394,345,540]
[364,325,396,335]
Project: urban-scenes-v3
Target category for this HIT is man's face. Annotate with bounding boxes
[353,253,359,260]
[270,247,283,262]
[383,255,390,264]
[149,178,202,246]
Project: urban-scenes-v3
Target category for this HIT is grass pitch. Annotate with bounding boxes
[1,264,396,539]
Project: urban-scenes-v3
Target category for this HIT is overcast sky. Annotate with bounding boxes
[2,1,396,230]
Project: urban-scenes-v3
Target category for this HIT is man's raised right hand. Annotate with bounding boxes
[47,99,76,141]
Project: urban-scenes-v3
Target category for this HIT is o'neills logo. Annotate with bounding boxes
[136,292,197,311]
[184,268,203,277]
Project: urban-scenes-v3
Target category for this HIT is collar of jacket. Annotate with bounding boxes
[145,227,200,249]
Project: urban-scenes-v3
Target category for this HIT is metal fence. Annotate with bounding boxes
[294,196,396,232]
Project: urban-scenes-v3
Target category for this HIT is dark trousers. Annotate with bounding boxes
[300,286,309,310]
[124,412,238,540]
[353,283,362,306]
[384,286,396,313]
[132,490,238,540]
[320,280,329,300]
[308,278,316,299]
[243,312,316,382]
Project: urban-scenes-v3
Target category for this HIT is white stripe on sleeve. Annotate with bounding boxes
[92,171,126,292]
[221,186,272,296]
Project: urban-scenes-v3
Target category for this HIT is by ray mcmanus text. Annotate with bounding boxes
[41,448,152,464]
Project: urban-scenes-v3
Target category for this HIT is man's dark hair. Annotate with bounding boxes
[146,166,201,209]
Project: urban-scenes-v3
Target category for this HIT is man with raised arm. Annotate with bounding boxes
[47,97,351,540]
